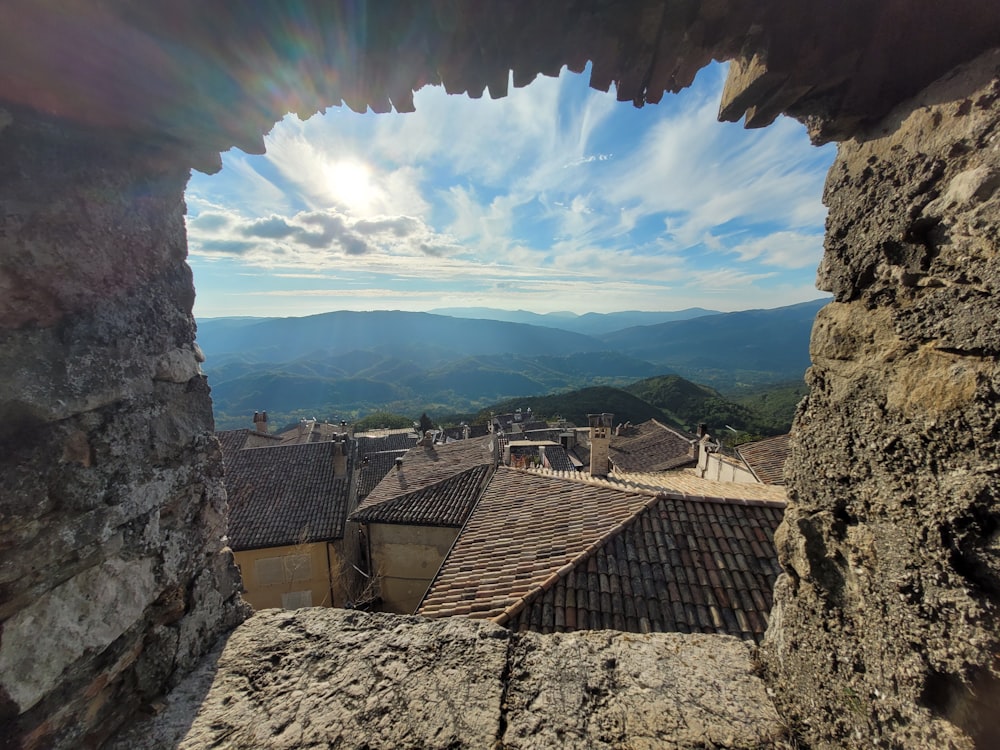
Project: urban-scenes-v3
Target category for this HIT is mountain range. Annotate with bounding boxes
[198,298,829,429]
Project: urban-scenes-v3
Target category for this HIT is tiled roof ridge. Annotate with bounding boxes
[239,437,341,451]
[650,418,696,440]
[492,491,667,627]
[348,464,490,524]
[357,437,493,510]
[519,467,662,497]
[522,467,787,510]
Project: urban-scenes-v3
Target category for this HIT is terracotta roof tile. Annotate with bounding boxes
[523,466,788,504]
[216,428,283,455]
[216,428,252,457]
[353,437,494,519]
[418,468,659,621]
[352,438,493,526]
[356,449,410,500]
[224,441,353,551]
[609,420,697,472]
[349,465,491,527]
[737,433,791,484]
[419,466,785,643]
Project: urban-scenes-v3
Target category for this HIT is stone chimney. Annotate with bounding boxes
[588,413,613,477]
[332,434,348,478]
[253,410,268,434]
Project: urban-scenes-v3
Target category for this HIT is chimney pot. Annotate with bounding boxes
[588,413,613,477]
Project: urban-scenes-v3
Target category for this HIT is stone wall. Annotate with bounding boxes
[108,608,791,750]
[0,109,249,749]
[763,49,1000,748]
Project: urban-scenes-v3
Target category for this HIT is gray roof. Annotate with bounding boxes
[224,441,353,550]
[350,465,491,527]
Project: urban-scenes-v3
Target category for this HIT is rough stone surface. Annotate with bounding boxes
[762,49,1000,748]
[1,7,998,750]
[108,608,788,750]
[504,629,789,749]
[0,110,249,749]
[1,3,998,160]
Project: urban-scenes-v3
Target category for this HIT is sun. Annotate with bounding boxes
[325,159,377,212]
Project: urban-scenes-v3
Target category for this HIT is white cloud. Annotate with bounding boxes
[188,61,835,319]
[729,231,825,269]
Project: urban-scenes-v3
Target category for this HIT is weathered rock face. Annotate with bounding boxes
[108,608,790,750]
[763,49,1000,748]
[0,108,249,749]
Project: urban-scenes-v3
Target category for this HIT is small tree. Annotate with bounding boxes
[418,412,434,434]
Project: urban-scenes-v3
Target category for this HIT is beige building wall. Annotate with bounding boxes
[367,524,459,614]
[697,448,758,484]
[234,541,348,611]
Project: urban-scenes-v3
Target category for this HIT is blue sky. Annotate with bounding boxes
[186,62,835,319]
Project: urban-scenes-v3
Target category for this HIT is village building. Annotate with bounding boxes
[349,436,495,613]
[354,427,421,502]
[697,432,791,485]
[218,431,358,610]
[417,466,784,642]
[607,418,699,472]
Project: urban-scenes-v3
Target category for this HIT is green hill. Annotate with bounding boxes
[624,374,798,436]
[477,386,682,429]
[725,380,809,433]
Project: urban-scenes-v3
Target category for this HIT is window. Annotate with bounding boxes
[254,553,312,585]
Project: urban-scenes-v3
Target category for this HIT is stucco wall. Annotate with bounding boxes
[698,449,759,484]
[234,541,343,611]
[368,524,459,614]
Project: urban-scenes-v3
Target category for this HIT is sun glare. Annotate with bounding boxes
[326,159,377,212]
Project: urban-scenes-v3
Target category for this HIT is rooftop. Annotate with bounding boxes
[223,441,353,551]
[528,467,788,504]
[502,491,784,642]
[737,434,792,485]
[419,467,784,642]
[216,428,281,455]
[349,464,492,527]
[418,468,657,620]
[353,437,495,518]
[609,419,698,472]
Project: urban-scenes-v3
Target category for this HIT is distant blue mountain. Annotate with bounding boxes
[196,310,608,364]
[199,299,831,428]
[599,297,830,377]
[427,306,720,335]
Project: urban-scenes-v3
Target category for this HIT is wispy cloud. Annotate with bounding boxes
[186,61,835,317]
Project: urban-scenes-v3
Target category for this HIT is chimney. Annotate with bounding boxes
[588,413,613,477]
[560,430,576,451]
[332,434,348,478]
[253,410,268,434]
[395,456,403,471]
